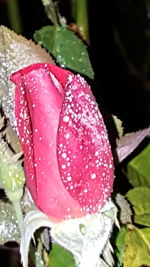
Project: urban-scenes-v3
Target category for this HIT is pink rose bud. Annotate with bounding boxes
[11,64,114,221]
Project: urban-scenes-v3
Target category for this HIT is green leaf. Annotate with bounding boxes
[0,200,20,245]
[125,143,150,187]
[126,187,150,227]
[48,244,76,267]
[124,226,150,267]
[34,26,94,79]
[114,227,127,267]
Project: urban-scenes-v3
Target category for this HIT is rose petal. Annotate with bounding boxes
[11,64,84,221]
[57,74,114,214]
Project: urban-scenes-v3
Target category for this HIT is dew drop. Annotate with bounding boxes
[67,176,72,181]
[62,164,66,169]
[63,115,69,122]
[68,75,73,83]
[65,133,70,139]
[91,173,96,179]
[62,153,67,159]
[84,189,88,193]
[95,151,99,156]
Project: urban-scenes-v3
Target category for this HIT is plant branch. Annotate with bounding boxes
[76,0,90,44]
[6,0,22,33]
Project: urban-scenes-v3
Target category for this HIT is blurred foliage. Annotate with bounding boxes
[123,226,150,267]
[114,140,150,267]
[127,187,150,227]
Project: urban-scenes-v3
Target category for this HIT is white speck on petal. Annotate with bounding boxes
[68,74,73,83]
[84,189,88,193]
[63,115,69,122]
[91,173,96,179]
[95,151,99,156]
[67,176,72,181]
[65,133,70,139]
[62,164,66,169]
[62,153,67,159]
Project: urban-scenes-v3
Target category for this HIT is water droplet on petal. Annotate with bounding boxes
[91,173,96,179]
[67,176,72,181]
[95,151,99,156]
[63,115,69,122]
[62,152,67,159]
[65,133,70,139]
[62,164,66,169]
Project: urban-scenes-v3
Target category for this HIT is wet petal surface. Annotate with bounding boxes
[57,74,114,214]
[11,64,84,221]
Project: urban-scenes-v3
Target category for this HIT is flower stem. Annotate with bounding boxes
[76,0,90,44]
[6,0,22,33]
